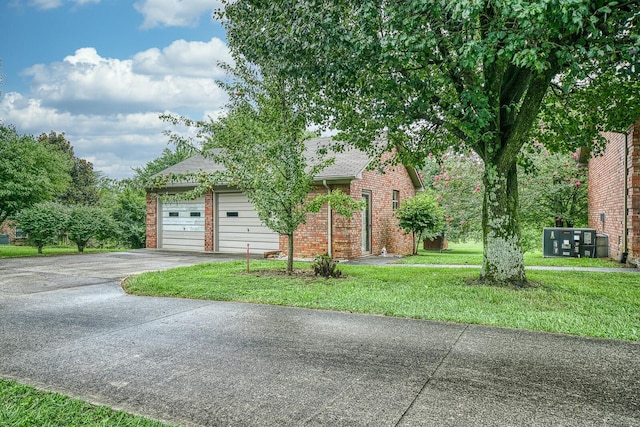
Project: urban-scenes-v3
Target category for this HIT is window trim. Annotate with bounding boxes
[392,190,400,210]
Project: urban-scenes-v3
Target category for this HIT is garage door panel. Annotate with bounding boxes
[161,197,205,251]
[216,240,278,252]
[162,224,203,233]
[218,232,281,243]
[220,224,273,236]
[217,193,279,254]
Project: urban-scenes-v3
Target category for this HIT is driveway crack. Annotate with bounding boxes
[394,323,469,427]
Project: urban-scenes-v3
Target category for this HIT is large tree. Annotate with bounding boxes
[219,0,639,285]
[38,131,100,205]
[0,126,71,224]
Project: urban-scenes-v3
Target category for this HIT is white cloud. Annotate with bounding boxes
[132,38,232,78]
[134,0,222,29]
[23,39,230,115]
[0,92,215,178]
[3,38,230,178]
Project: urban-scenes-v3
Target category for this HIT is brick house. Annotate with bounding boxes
[146,137,423,259]
[588,117,640,266]
[0,220,16,243]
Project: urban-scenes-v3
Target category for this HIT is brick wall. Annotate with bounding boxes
[629,121,640,265]
[280,163,417,259]
[352,164,416,256]
[145,193,158,249]
[204,191,214,252]
[0,220,16,243]
[588,118,640,265]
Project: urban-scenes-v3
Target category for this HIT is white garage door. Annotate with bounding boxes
[216,193,279,254]
[160,197,205,251]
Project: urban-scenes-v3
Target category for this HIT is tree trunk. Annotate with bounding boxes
[287,232,294,274]
[481,160,526,286]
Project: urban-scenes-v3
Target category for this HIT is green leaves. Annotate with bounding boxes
[66,205,114,253]
[16,202,115,254]
[396,191,445,254]
[16,202,69,254]
[0,126,72,223]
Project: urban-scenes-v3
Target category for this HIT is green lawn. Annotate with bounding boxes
[125,259,640,341]
[0,245,124,258]
[396,241,625,268]
[0,379,170,427]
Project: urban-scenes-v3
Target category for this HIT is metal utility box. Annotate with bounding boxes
[543,228,596,258]
[595,234,609,258]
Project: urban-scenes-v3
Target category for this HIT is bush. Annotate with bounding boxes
[312,253,342,278]
[396,191,445,254]
[16,202,69,254]
[66,205,114,253]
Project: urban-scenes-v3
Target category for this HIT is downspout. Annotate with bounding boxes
[622,130,629,263]
[323,180,332,257]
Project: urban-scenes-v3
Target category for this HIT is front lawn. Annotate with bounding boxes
[0,379,170,426]
[124,260,640,341]
[0,245,124,258]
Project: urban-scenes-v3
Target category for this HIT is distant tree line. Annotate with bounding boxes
[0,125,187,253]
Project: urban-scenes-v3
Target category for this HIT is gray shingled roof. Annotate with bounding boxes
[155,136,422,189]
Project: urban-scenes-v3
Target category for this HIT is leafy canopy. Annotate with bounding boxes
[219,0,639,284]
[0,126,71,223]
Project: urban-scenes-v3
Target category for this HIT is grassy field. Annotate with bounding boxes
[0,245,124,258]
[125,259,640,341]
[396,241,625,267]
[0,379,169,427]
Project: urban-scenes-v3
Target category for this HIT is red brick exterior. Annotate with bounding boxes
[0,220,17,243]
[145,193,158,249]
[280,162,417,259]
[588,118,640,265]
[204,192,214,252]
[147,163,419,259]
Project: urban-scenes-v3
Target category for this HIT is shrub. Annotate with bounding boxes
[16,202,69,254]
[312,253,342,278]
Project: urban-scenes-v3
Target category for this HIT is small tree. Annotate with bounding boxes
[66,205,113,253]
[162,60,361,274]
[396,192,445,255]
[16,202,69,254]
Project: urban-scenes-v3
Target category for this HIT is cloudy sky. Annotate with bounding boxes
[1,0,232,178]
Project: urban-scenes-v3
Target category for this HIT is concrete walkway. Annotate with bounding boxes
[1,250,639,426]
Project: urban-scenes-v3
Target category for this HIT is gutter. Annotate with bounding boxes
[323,180,332,257]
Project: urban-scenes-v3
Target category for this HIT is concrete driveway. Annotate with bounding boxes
[0,250,638,426]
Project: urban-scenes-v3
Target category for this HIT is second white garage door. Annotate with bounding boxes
[216,192,279,253]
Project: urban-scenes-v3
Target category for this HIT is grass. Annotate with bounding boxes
[0,378,170,427]
[396,241,625,268]
[124,259,640,341]
[0,245,125,258]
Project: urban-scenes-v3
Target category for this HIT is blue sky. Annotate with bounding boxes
[1,0,231,178]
